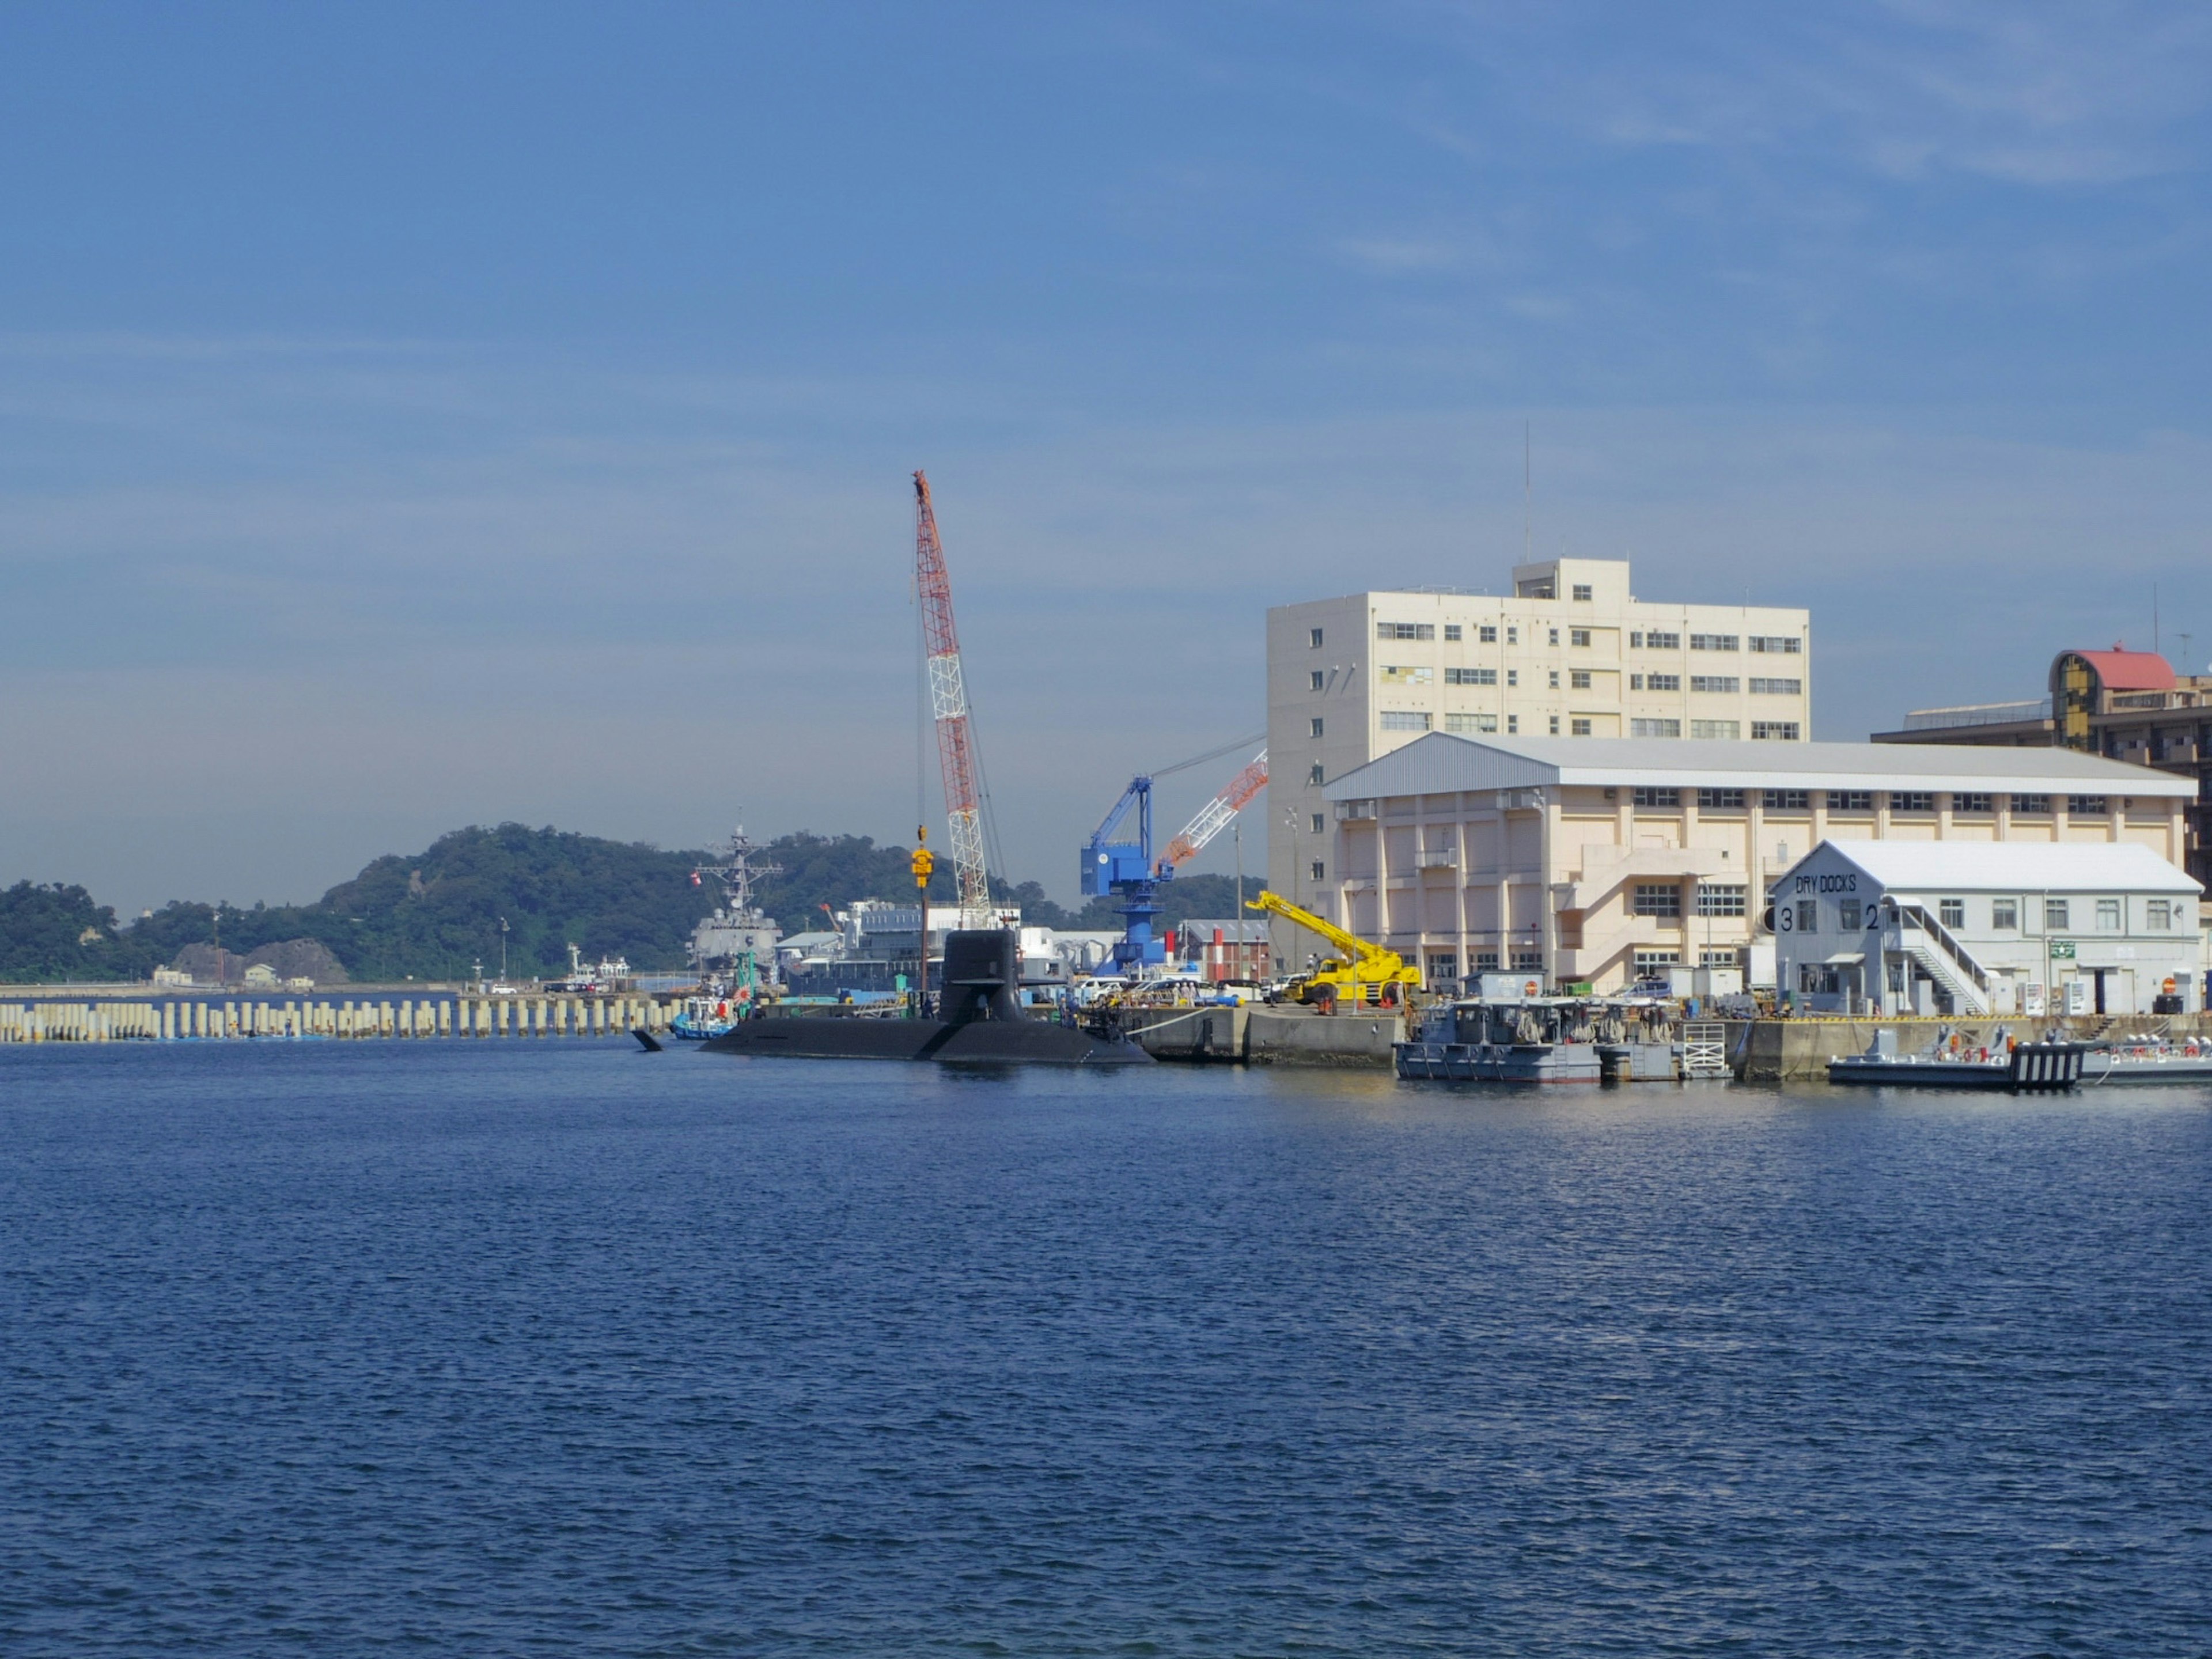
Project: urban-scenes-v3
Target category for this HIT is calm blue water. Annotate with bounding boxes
[3,1042,2209,1655]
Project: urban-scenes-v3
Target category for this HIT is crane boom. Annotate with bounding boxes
[913,471,991,914]
[1159,748,1266,869]
[1244,889,1396,967]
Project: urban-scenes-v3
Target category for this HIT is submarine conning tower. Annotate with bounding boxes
[938,930,1026,1025]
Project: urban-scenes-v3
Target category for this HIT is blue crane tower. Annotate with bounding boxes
[1080,737,1269,979]
[1081,775,1164,976]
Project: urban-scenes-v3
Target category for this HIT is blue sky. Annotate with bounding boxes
[4,2,2210,912]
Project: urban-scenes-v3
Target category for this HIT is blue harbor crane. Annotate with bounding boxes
[1081,737,1270,980]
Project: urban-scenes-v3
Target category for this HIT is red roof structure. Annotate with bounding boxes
[2061,646,2176,693]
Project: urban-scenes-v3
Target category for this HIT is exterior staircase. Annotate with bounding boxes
[1887,904,1993,1017]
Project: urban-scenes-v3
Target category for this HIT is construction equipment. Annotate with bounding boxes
[1082,745,1267,978]
[912,471,992,915]
[1245,890,1421,1012]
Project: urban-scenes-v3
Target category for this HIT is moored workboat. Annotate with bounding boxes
[1396,995,1676,1084]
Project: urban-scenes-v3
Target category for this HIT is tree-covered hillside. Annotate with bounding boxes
[0,825,1267,984]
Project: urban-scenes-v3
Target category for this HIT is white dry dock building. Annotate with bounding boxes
[1769,839,2203,1018]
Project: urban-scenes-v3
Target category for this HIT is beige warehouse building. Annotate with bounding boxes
[1267,556,1812,919]
[1300,733,2195,995]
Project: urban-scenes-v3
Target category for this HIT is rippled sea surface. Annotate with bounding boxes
[3,1041,2210,1655]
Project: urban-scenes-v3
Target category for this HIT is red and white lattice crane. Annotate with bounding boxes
[912,471,993,915]
[1158,748,1268,871]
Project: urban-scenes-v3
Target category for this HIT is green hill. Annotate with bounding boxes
[1,824,1265,984]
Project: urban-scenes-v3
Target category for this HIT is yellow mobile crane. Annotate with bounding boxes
[1245,891,1422,1012]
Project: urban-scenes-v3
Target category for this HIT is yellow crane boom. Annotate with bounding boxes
[1245,891,1422,1010]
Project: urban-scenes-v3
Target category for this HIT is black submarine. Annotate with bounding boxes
[700,929,1152,1066]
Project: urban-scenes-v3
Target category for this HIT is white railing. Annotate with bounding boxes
[1885,904,1993,1015]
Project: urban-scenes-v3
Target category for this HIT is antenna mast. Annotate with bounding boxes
[912,471,992,915]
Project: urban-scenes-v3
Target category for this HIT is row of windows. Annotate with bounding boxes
[1623,786,2102,814]
[1363,623,1805,654]
[1625,719,1798,739]
[1355,668,1810,698]
[1631,883,1749,918]
[1787,896,2177,934]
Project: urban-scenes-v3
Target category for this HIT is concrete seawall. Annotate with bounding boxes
[1735,1014,2212,1082]
[1121,1005,1406,1067]
[0,989,680,1043]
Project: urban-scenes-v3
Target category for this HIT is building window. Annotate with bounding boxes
[1992,899,2018,930]
[1796,899,1819,933]
[1939,898,1965,929]
[2068,796,2108,815]
[2096,899,2121,930]
[2045,899,2070,930]
[1444,624,1461,641]
[1475,950,1501,971]
[1690,676,1740,694]
[1839,899,1862,931]
[1634,884,1684,919]
[1310,813,1324,835]
[1379,711,1431,732]
[1748,636,1802,654]
[1548,628,1559,646]
[1506,670,1519,687]
[2147,899,2174,930]
[1479,625,1497,643]
[1691,720,1740,740]
[1892,791,1934,813]
[1378,664,1433,685]
[1308,763,1325,785]
[1690,634,1740,652]
[1698,787,1745,809]
[1751,722,1800,741]
[1511,950,1544,971]
[1748,677,1802,696]
[1506,626,1519,645]
[1310,861,1326,883]
[2013,793,2051,815]
[1548,670,1560,689]
[1633,949,1680,974]
[1310,627,1324,648]
[1632,787,1680,808]
[1699,948,1737,967]
[1548,715,1560,734]
[1378,622,1435,640]
[1570,627,1592,647]
[1830,790,1872,813]
[1570,718,1592,736]
[1630,673,1642,690]
[1309,669,1324,691]
[1446,713,1498,734]
[1427,955,1459,980]
[1763,789,1809,810]
[1507,715,1519,733]
[1570,669,1592,690]
[1571,585,1593,601]
[1644,673,1680,692]
[1310,717,1324,738]
[1955,793,1993,813]
[1696,883,1747,916]
[1642,630,1681,650]
[1446,667,1496,685]
[1631,718,1681,738]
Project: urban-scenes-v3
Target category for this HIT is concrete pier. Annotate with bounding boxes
[0,988,679,1044]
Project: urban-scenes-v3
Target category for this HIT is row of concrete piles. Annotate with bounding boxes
[0,994,677,1043]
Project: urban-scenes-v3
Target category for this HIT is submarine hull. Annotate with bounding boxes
[701,1013,1150,1065]
[702,929,1153,1066]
